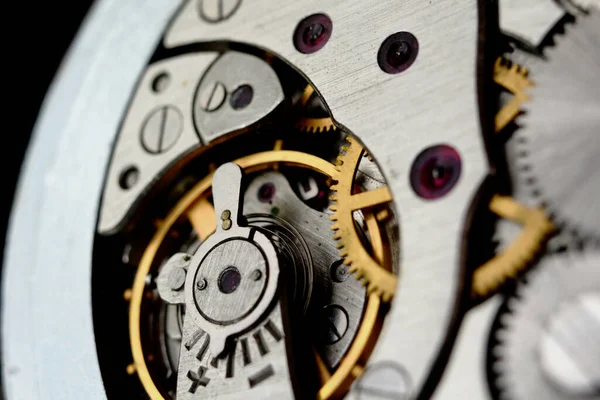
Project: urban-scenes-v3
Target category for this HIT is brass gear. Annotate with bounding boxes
[295,85,337,133]
[329,136,397,302]
[472,195,555,298]
[468,57,555,298]
[494,57,533,132]
[129,147,388,399]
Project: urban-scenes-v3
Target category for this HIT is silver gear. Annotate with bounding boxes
[490,250,600,400]
[507,10,600,241]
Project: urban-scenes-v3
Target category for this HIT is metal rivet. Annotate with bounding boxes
[250,269,262,281]
[221,210,231,220]
[196,278,208,291]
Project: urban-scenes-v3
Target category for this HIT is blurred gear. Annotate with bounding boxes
[511,10,600,239]
[472,196,554,298]
[494,57,532,132]
[329,136,397,301]
[295,85,337,133]
[490,250,600,400]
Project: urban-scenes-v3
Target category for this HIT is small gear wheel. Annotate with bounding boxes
[511,10,600,239]
[494,56,533,132]
[488,250,600,400]
[329,136,397,301]
[295,85,337,133]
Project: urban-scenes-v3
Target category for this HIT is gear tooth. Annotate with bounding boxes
[330,222,340,230]
[348,264,358,273]
[339,248,348,257]
[336,242,344,249]
[330,184,338,192]
[329,204,338,212]
[333,231,342,240]
[341,145,350,153]
[329,194,337,201]
[330,214,339,222]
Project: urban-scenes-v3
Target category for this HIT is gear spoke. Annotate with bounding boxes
[329,136,397,301]
[472,195,554,297]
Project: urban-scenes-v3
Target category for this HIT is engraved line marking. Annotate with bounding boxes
[248,364,275,388]
[187,366,210,393]
[264,319,283,342]
[253,330,269,356]
[196,335,210,361]
[158,106,168,152]
[185,329,205,350]
[210,356,219,368]
[248,228,256,242]
[241,337,252,366]
[226,342,236,378]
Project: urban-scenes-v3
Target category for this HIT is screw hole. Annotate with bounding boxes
[119,166,140,190]
[151,72,170,93]
[378,32,419,74]
[230,84,254,110]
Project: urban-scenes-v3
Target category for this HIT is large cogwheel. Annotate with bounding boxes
[510,10,600,239]
[329,136,397,301]
[488,250,600,400]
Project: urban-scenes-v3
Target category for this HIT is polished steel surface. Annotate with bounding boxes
[163,2,488,395]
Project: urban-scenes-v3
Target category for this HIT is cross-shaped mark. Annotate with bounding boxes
[187,366,210,393]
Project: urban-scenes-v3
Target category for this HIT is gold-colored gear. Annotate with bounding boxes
[494,57,533,132]
[295,85,337,133]
[468,57,553,298]
[129,147,388,400]
[329,136,397,302]
[472,196,555,297]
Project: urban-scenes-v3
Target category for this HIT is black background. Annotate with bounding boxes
[2,1,94,396]
[2,2,94,262]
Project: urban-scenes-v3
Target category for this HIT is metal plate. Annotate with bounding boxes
[0,1,178,398]
[98,52,218,233]
[164,0,488,396]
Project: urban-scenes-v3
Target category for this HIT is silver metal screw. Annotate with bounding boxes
[168,267,187,291]
[355,362,412,399]
[141,106,183,154]
[196,278,208,291]
[198,0,242,23]
[250,269,262,281]
[198,81,227,112]
[322,305,349,344]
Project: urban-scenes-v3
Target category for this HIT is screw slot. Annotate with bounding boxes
[293,13,333,54]
[378,32,419,74]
